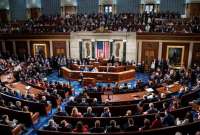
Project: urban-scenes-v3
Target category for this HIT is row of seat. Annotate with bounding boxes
[37,119,200,135]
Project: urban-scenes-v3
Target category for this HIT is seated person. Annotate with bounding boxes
[113,83,120,92]
[151,113,162,128]
[124,118,138,131]
[79,98,89,106]
[136,80,143,89]
[106,84,112,92]
[139,118,150,131]
[106,120,121,133]
[101,107,111,117]
[83,67,89,72]
[43,119,57,131]
[71,107,83,117]
[91,98,99,106]
[135,101,144,115]
[176,111,194,125]
[0,115,17,127]
[23,106,33,115]
[123,83,129,90]
[73,121,88,133]
[67,96,77,106]
[169,99,181,111]
[83,107,96,117]
[125,110,132,116]
[58,120,72,132]
[40,96,48,104]
[91,67,98,72]
[144,103,158,114]
[0,99,6,107]
[90,120,105,133]
[8,102,17,110]
[55,106,68,116]
[162,110,175,126]
[104,99,111,106]
[15,101,22,111]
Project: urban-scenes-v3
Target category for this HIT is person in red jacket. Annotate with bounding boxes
[73,121,88,133]
[151,113,162,129]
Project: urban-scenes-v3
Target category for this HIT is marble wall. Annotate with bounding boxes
[70,32,137,62]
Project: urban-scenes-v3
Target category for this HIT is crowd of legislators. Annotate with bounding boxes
[0,53,200,134]
[0,12,200,33]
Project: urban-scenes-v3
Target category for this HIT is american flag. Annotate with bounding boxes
[96,41,110,59]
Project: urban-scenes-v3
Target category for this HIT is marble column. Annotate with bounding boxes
[49,40,53,57]
[12,41,17,56]
[27,40,31,56]
[138,41,142,63]
[158,41,163,61]
[68,40,71,58]
[65,40,69,58]
[188,42,194,67]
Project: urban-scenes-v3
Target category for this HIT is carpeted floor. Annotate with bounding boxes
[24,71,149,135]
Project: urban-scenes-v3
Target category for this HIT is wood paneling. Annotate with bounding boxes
[187,3,200,17]
[5,41,13,55]
[0,10,8,22]
[141,42,159,65]
[162,42,189,67]
[52,41,67,56]
[192,43,200,65]
[16,41,28,59]
[30,41,50,57]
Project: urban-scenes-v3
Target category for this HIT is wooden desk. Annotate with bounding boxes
[71,64,135,72]
[61,67,135,83]
[0,73,15,83]
[83,78,96,87]
[101,83,181,102]
[101,91,146,102]
[6,82,42,96]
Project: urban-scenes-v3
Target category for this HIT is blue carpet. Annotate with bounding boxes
[23,71,149,135]
[47,71,149,95]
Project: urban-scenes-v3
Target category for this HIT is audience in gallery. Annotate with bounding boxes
[0,12,200,33]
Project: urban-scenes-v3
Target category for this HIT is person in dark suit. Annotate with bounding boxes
[79,98,89,106]
[58,120,72,132]
[101,107,111,117]
[55,106,68,116]
[90,120,105,133]
[43,119,57,131]
[111,55,115,66]
[83,107,96,117]
[124,118,138,132]
[162,110,175,126]
[106,120,121,133]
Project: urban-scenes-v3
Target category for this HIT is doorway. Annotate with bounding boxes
[104,5,112,14]
[145,4,155,13]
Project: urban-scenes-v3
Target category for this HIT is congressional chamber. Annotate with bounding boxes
[0,0,200,135]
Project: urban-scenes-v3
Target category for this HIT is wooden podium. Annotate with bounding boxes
[83,78,96,87]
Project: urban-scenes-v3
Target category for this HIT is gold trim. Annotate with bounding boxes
[166,46,185,68]
[33,43,47,58]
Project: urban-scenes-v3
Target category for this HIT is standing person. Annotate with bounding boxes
[80,72,84,86]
